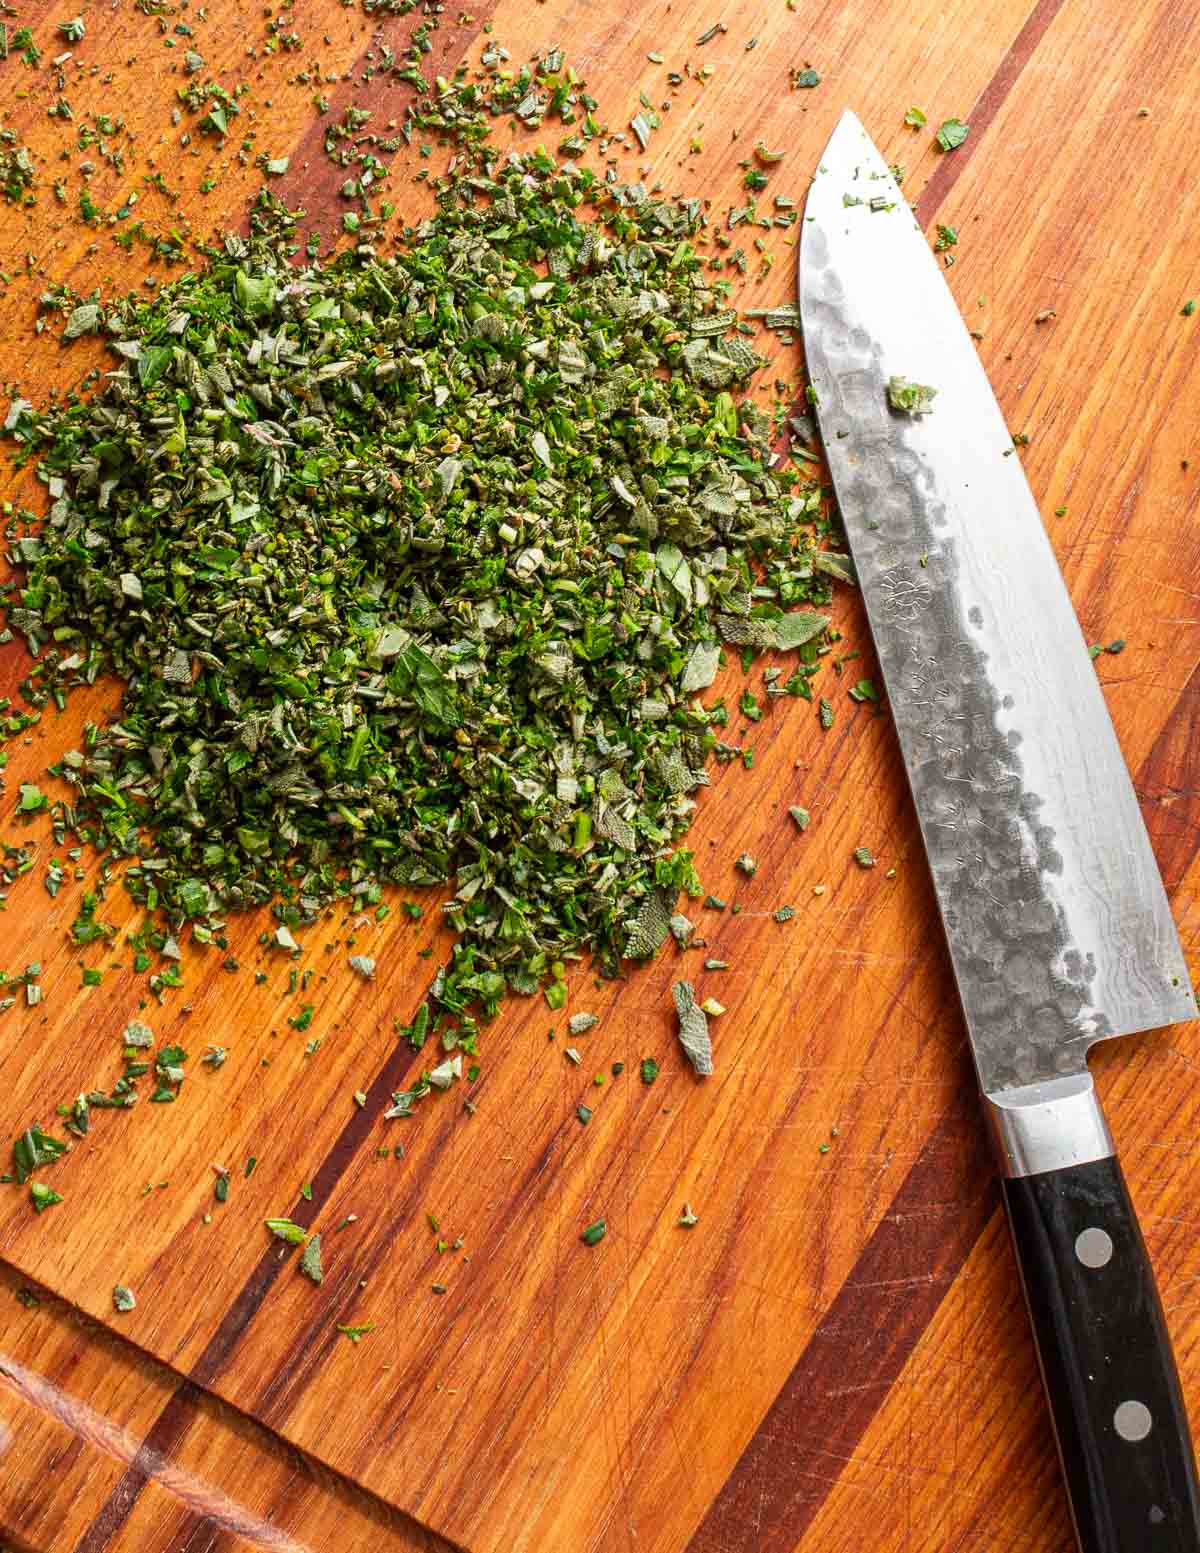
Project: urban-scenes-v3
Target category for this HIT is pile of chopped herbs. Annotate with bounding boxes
[1,55,839,1015]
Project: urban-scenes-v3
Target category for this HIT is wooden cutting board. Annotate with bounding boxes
[1,0,1199,1548]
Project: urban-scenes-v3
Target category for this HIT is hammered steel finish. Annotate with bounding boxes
[798,112,1194,1096]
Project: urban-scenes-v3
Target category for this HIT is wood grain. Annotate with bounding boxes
[0,0,1198,1548]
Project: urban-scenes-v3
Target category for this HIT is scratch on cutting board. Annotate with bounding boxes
[0,1353,316,1553]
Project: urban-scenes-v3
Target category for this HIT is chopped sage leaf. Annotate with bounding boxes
[300,1233,324,1284]
[672,981,713,1075]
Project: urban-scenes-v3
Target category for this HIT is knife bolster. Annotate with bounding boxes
[985,1073,1114,1179]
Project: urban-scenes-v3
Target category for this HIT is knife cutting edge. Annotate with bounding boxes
[799,110,1200,1552]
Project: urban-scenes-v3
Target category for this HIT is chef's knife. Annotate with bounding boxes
[799,111,1200,1552]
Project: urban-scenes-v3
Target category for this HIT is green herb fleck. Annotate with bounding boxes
[935,118,969,151]
[887,375,938,415]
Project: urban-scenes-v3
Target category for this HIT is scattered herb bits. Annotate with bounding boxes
[2,76,840,1032]
[112,1284,136,1313]
[580,1218,607,1247]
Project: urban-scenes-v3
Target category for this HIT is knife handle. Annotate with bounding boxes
[1002,1149,1200,1551]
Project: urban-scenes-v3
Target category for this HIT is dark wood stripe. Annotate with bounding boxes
[915,0,1069,225]
[71,1383,203,1553]
[685,1108,994,1553]
[681,12,1087,1543]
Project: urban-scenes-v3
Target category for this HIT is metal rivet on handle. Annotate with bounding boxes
[1074,1227,1114,1269]
[1114,1401,1153,1442]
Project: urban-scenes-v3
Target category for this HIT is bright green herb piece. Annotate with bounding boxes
[904,106,927,127]
[17,783,47,813]
[112,1283,136,1312]
[580,1218,607,1246]
[936,118,969,151]
[265,1217,306,1245]
[887,376,938,415]
[13,1126,68,1184]
[30,1182,63,1212]
[853,847,876,869]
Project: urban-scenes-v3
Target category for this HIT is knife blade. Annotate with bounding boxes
[800,110,1200,1552]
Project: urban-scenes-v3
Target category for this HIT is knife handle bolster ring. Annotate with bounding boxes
[984,1072,1114,1179]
